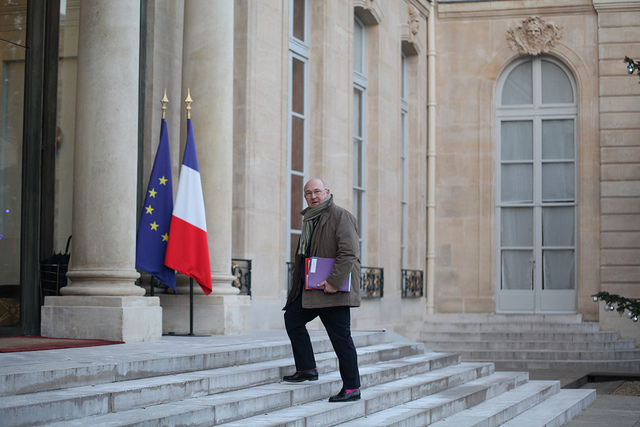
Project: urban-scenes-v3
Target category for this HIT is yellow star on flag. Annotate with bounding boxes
[148,188,157,198]
[150,221,159,231]
[159,176,168,186]
[145,205,154,214]
[162,233,169,242]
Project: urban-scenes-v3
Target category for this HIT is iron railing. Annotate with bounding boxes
[401,269,424,298]
[231,258,252,297]
[141,259,253,296]
[360,266,384,299]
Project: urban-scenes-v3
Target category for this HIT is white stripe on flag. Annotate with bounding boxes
[172,165,207,232]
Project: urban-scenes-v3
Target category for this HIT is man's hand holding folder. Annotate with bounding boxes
[305,257,351,292]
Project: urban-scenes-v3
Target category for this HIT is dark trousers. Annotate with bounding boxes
[284,295,361,389]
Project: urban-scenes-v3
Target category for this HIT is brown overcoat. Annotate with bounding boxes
[284,198,361,309]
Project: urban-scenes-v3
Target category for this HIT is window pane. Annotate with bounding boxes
[543,207,574,246]
[501,250,534,290]
[291,57,305,114]
[501,208,533,247]
[401,54,407,100]
[502,61,532,105]
[291,116,304,172]
[501,120,533,161]
[542,162,574,202]
[353,89,362,137]
[353,190,363,233]
[543,250,575,290]
[290,175,303,230]
[353,140,362,187]
[0,47,25,326]
[541,60,573,104]
[542,119,574,160]
[292,0,305,42]
[501,164,533,203]
[0,0,27,327]
[290,233,300,263]
[354,19,364,75]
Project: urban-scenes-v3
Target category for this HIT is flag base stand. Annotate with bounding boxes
[162,278,210,337]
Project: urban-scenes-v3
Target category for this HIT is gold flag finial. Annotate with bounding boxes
[185,88,193,119]
[161,88,169,119]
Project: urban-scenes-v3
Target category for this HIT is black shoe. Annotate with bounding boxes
[283,368,318,382]
[329,388,361,402]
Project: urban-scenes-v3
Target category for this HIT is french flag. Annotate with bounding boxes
[164,118,212,295]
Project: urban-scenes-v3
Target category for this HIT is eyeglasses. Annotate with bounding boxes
[304,189,327,197]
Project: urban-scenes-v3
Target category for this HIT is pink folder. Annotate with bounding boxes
[305,257,351,292]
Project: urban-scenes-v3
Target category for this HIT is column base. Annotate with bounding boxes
[159,294,251,335]
[41,296,162,342]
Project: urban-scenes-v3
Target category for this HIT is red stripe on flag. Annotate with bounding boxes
[164,216,212,295]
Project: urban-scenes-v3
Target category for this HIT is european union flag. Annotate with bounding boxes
[135,118,176,291]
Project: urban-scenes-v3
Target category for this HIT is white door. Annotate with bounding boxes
[496,56,577,313]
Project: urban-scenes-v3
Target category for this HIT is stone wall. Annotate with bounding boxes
[232,0,430,338]
[594,0,640,338]
[434,0,602,317]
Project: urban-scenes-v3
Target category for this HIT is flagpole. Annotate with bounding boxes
[185,88,192,119]
[154,88,166,301]
[161,88,168,119]
[189,278,194,336]
[185,88,195,337]
[136,88,176,296]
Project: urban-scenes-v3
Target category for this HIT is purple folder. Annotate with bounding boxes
[305,257,351,292]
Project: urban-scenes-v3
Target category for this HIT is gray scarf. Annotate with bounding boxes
[297,194,333,256]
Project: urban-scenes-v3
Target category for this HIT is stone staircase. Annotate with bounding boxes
[420,314,640,373]
[0,330,595,426]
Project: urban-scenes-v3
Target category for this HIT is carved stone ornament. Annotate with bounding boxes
[507,16,563,56]
[408,5,420,36]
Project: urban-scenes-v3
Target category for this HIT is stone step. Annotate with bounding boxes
[426,314,584,324]
[0,343,444,427]
[422,322,601,333]
[450,348,640,361]
[0,330,389,398]
[489,359,640,373]
[424,339,636,351]
[427,382,596,427]
[335,371,531,426]
[427,380,561,427]
[420,330,621,342]
[42,356,486,426]
[500,389,597,427]
[221,364,511,426]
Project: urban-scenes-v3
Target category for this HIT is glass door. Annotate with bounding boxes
[496,57,578,313]
[0,1,28,330]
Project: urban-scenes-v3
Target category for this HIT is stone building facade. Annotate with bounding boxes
[0,0,638,342]
[435,0,639,341]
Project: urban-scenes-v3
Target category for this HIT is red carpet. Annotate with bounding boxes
[0,336,124,353]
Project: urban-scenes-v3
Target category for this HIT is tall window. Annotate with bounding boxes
[287,0,309,261]
[496,56,577,312]
[400,53,409,269]
[353,16,367,261]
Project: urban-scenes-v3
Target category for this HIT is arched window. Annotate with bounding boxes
[496,56,578,313]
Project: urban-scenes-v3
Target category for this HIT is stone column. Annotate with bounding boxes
[41,0,161,342]
[159,0,251,334]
